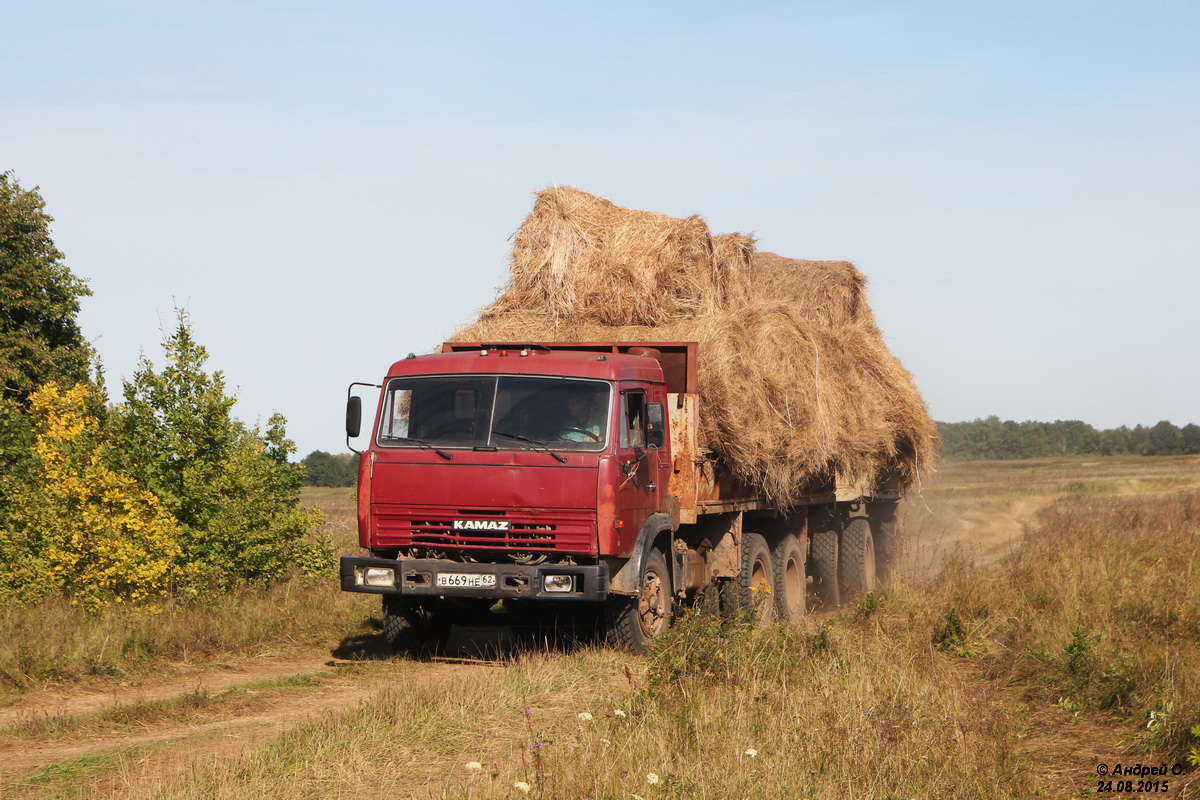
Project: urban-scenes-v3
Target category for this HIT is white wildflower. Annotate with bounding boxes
[613,708,627,718]
[646,773,660,785]
[464,761,483,772]
[513,781,531,794]
[577,712,593,721]
[744,748,758,758]
[600,738,612,746]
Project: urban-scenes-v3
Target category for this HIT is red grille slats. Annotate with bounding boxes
[372,507,596,555]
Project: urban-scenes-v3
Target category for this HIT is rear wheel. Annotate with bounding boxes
[809,529,840,610]
[735,532,776,624]
[838,517,877,599]
[869,501,900,582]
[607,548,672,653]
[771,534,806,619]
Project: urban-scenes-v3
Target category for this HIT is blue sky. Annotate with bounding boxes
[5,1,1198,457]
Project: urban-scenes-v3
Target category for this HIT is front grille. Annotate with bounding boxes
[374,510,595,555]
[410,520,555,545]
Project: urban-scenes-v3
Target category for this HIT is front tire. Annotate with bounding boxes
[382,597,451,657]
[606,548,672,653]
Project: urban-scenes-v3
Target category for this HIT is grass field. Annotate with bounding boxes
[3,456,1199,798]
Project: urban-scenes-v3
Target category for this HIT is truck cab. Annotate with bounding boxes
[340,344,679,650]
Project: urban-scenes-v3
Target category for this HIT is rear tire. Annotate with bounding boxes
[838,517,877,599]
[606,548,672,653]
[809,529,840,610]
[771,534,806,619]
[869,501,900,582]
[737,532,776,624]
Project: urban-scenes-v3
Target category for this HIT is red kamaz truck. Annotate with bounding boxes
[340,342,902,652]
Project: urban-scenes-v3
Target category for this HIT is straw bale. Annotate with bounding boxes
[710,233,757,310]
[490,186,717,326]
[750,251,872,326]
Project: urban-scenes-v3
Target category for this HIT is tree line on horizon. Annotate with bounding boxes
[937,416,1200,460]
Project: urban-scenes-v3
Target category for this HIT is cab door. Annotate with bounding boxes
[616,388,661,534]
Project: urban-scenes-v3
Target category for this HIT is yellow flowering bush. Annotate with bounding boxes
[0,382,182,610]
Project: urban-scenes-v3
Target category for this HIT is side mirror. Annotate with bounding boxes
[646,402,665,449]
[346,396,362,439]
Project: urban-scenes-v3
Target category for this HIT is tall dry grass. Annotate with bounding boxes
[932,489,1200,758]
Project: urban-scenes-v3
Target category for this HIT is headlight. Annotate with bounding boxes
[358,566,395,587]
[543,574,575,593]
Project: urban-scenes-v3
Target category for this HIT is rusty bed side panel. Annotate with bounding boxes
[668,392,762,523]
[667,392,699,523]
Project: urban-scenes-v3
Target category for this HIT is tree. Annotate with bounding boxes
[301,450,358,487]
[1145,420,1181,456]
[1181,424,1200,455]
[108,312,330,593]
[0,172,92,402]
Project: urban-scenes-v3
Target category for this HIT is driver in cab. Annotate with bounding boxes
[559,391,605,443]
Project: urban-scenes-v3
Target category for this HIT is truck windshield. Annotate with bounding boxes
[376,376,610,451]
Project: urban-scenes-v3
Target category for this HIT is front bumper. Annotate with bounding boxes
[339,556,610,601]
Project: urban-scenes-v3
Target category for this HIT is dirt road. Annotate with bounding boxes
[0,647,502,789]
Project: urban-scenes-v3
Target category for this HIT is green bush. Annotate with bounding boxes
[106,313,332,596]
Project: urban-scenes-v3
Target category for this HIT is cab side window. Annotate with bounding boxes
[620,391,646,449]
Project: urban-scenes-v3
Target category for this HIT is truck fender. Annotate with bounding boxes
[608,513,675,595]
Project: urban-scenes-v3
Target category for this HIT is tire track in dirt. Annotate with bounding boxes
[0,679,370,779]
[0,650,337,730]
[0,655,501,783]
[905,495,1057,578]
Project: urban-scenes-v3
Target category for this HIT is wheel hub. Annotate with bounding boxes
[638,573,667,636]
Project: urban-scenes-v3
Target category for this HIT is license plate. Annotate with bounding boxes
[436,572,496,589]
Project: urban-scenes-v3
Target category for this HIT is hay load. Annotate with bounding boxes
[749,250,873,327]
[454,187,935,507]
[487,186,752,324]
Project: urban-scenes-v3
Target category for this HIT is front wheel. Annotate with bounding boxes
[606,548,672,653]
[381,597,451,657]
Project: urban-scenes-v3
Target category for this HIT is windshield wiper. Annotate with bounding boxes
[490,430,567,463]
[380,435,454,460]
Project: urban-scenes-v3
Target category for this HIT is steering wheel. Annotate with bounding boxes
[553,426,601,442]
